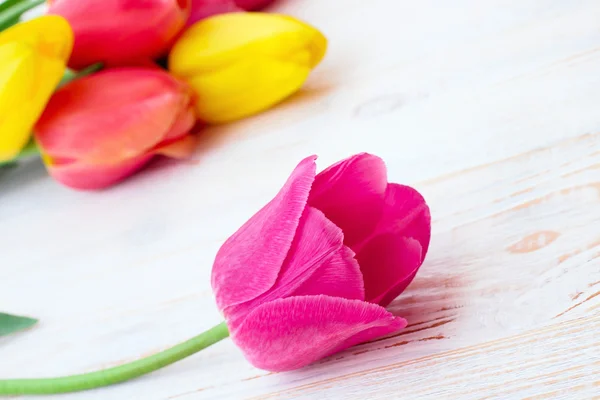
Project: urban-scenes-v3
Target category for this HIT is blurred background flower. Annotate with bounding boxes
[48,0,190,69]
[0,15,72,162]
[169,12,327,123]
[34,67,197,189]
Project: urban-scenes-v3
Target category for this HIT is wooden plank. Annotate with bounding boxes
[1,0,600,398]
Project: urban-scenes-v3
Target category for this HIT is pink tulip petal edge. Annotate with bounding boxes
[211,153,431,372]
[187,0,276,26]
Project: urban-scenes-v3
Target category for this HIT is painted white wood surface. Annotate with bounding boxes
[2,0,600,398]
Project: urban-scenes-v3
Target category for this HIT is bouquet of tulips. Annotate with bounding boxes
[0,0,327,190]
[0,1,435,397]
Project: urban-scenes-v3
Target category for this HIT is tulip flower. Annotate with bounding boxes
[187,0,275,26]
[0,15,73,163]
[169,12,327,123]
[34,68,197,190]
[0,153,431,395]
[212,153,431,371]
[47,0,190,70]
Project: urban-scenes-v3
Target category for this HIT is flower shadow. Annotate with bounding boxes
[286,256,467,378]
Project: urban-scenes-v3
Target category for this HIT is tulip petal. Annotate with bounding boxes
[0,16,73,161]
[231,295,406,372]
[49,0,190,69]
[239,207,364,310]
[168,12,327,123]
[35,68,193,165]
[184,54,312,123]
[234,0,274,10]
[153,134,197,159]
[170,13,326,77]
[46,154,153,190]
[355,184,431,306]
[370,183,431,254]
[211,156,316,312]
[187,0,241,26]
[356,235,423,307]
[291,244,364,301]
[309,153,388,249]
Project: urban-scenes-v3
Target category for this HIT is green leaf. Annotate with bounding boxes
[0,0,26,14]
[0,0,45,31]
[0,312,38,337]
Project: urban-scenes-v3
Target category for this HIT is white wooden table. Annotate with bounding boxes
[2,0,600,398]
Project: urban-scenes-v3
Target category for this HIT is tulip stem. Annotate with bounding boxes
[59,63,104,88]
[0,321,229,395]
[0,0,45,30]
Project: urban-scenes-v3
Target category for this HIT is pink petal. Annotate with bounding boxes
[211,156,316,312]
[228,207,365,325]
[356,235,423,307]
[367,183,431,254]
[35,68,194,165]
[234,0,274,10]
[46,154,153,190]
[355,184,431,306]
[49,0,190,69]
[291,244,364,301]
[308,153,388,249]
[187,0,241,26]
[231,295,406,372]
[255,207,364,303]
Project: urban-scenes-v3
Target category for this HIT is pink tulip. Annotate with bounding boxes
[187,0,240,25]
[234,0,274,10]
[212,154,431,371]
[35,68,197,190]
[187,0,275,26]
[48,0,190,69]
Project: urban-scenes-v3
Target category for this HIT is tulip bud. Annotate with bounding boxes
[212,154,431,371]
[0,16,73,162]
[34,68,197,190]
[169,12,327,123]
[48,0,190,70]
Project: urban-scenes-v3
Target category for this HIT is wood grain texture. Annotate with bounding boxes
[1,0,600,399]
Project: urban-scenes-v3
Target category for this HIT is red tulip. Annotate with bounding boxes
[48,0,190,69]
[35,68,196,190]
[187,0,275,26]
[211,154,431,371]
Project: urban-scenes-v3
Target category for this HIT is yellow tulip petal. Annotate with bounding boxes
[0,15,73,61]
[186,54,312,123]
[168,12,327,123]
[0,16,73,161]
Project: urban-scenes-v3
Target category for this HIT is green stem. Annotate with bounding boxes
[59,63,104,88]
[0,321,229,395]
[0,0,45,30]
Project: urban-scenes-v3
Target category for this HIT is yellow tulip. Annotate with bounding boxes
[168,12,327,123]
[0,15,73,162]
